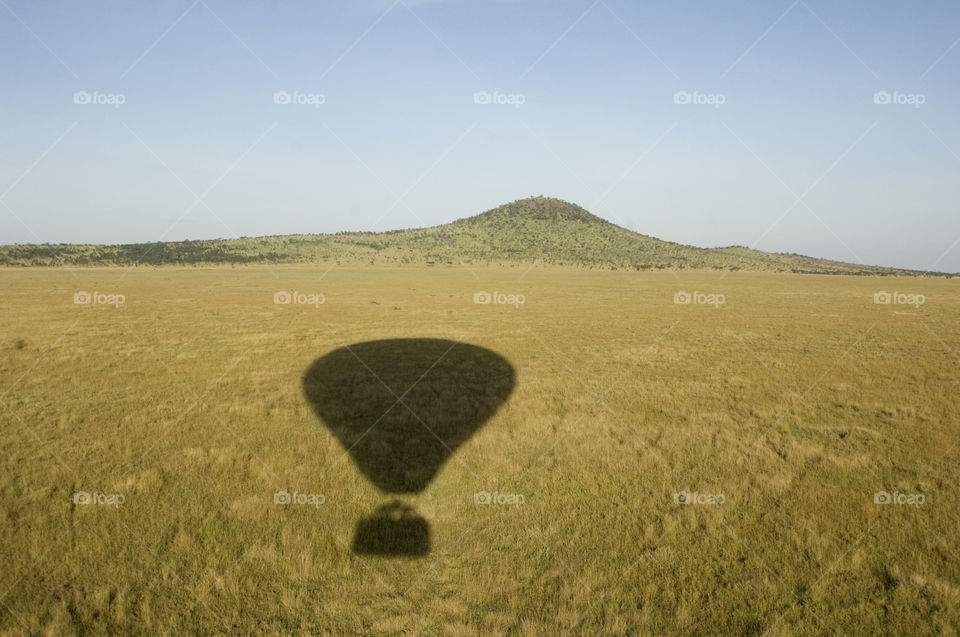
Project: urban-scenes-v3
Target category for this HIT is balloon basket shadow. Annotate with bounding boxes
[351,501,430,557]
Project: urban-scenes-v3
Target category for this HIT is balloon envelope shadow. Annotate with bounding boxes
[303,338,515,556]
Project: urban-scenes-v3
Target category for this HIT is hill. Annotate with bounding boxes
[0,197,946,275]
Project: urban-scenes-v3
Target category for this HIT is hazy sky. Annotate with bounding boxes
[1,0,958,272]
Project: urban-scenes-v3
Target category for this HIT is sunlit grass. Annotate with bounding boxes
[1,265,958,634]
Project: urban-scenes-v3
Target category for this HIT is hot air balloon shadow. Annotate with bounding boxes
[303,338,516,557]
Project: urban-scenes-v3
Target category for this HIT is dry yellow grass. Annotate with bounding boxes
[0,265,958,634]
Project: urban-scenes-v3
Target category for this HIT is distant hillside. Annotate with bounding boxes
[0,197,947,275]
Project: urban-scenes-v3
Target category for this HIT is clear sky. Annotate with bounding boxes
[1,0,958,272]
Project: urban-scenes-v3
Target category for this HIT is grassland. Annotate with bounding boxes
[1,264,959,635]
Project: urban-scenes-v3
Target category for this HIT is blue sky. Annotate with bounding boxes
[1,0,958,271]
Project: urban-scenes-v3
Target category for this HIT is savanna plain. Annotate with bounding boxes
[1,265,958,635]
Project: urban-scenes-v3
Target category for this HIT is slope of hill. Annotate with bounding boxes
[0,197,946,275]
